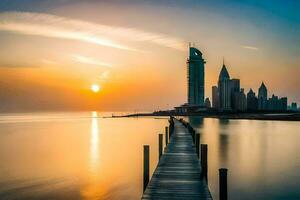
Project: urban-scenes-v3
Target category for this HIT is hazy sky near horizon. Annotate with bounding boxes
[0,0,299,111]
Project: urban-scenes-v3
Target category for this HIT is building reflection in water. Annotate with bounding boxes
[188,116,204,129]
[218,119,229,165]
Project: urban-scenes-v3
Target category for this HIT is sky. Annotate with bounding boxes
[0,0,299,112]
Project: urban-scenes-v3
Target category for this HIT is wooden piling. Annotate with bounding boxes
[201,144,208,183]
[196,133,200,158]
[165,126,169,145]
[219,168,228,200]
[143,145,149,191]
[159,134,163,160]
[192,130,195,144]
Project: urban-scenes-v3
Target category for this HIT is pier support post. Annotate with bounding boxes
[166,126,170,142]
[201,144,208,182]
[219,168,228,200]
[192,130,195,144]
[159,134,163,160]
[196,133,200,158]
[143,145,150,192]
[185,122,188,128]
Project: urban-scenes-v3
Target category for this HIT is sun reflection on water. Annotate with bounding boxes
[90,111,99,174]
[81,111,103,200]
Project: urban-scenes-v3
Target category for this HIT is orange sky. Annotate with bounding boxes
[0,1,299,112]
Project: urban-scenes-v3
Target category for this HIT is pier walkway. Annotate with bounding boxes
[142,119,212,200]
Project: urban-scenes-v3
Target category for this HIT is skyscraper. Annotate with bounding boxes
[187,47,206,106]
[218,63,231,110]
[204,97,211,108]
[230,79,240,92]
[247,88,258,111]
[230,79,240,110]
[258,82,268,110]
[267,95,288,111]
[233,88,247,111]
[290,102,298,111]
[267,94,279,111]
[212,86,220,109]
[279,97,288,111]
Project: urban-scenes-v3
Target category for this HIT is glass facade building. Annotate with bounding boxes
[187,47,206,106]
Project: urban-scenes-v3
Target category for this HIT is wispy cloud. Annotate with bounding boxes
[0,63,39,68]
[0,12,132,51]
[242,45,259,51]
[0,12,186,51]
[72,55,112,67]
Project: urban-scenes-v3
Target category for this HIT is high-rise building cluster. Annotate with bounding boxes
[175,46,293,114]
[212,63,288,112]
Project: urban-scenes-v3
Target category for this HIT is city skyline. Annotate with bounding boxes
[211,62,289,112]
[0,0,299,112]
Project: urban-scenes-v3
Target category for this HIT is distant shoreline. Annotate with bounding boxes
[113,112,300,121]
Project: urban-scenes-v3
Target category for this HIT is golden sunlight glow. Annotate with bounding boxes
[91,84,100,93]
[90,111,99,172]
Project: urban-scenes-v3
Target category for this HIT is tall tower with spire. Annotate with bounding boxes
[258,82,268,110]
[218,62,231,110]
[187,46,206,106]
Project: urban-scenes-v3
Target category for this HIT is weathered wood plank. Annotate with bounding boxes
[141,119,212,200]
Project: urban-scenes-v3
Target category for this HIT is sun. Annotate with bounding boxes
[91,84,100,93]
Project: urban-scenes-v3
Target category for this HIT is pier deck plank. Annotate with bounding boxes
[142,120,212,200]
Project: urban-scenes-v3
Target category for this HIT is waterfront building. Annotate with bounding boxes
[291,102,298,111]
[266,94,287,111]
[187,46,206,106]
[230,79,240,93]
[258,82,268,110]
[247,88,258,111]
[233,88,247,111]
[279,97,288,111]
[204,98,211,108]
[267,95,279,111]
[230,79,241,110]
[212,86,220,109]
[218,63,231,111]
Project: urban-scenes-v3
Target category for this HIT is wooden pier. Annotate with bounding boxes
[142,118,213,200]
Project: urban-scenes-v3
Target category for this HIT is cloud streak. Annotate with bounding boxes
[0,12,186,51]
[0,63,39,68]
[72,55,112,67]
[242,45,259,51]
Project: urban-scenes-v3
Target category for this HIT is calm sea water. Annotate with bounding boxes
[0,112,299,200]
